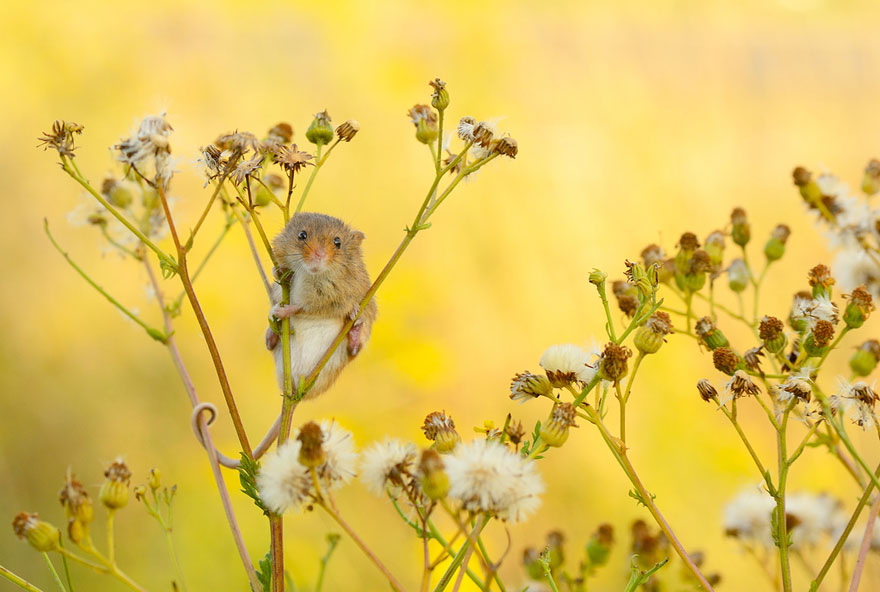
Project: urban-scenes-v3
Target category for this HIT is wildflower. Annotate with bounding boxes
[759,316,787,354]
[445,439,543,523]
[612,280,639,317]
[843,285,874,328]
[59,472,93,526]
[585,523,615,568]
[697,379,718,403]
[539,403,578,447]
[457,116,476,142]
[850,339,880,377]
[229,152,263,186]
[267,122,293,144]
[539,344,597,387]
[731,208,750,247]
[299,420,358,489]
[808,264,835,299]
[12,513,60,552]
[713,347,741,376]
[722,488,775,546]
[360,439,419,497]
[634,311,674,354]
[257,439,311,513]
[38,120,83,157]
[272,144,315,175]
[419,449,449,500]
[727,259,750,293]
[335,120,360,142]
[429,78,449,111]
[493,137,518,159]
[408,104,438,145]
[863,158,880,195]
[723,370,760,402]
[695,316,728,351]
[421,411,462,453]
[305,109,334,146]
[510,371,553,402]
[99,458,131,510]
[804,320,835,357]
[597,343,632,382]
[505,419,526,446]
[764,224,791,262]
[744,347,765,373]
[831,378,880,429]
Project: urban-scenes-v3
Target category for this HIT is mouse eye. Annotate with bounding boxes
[333,237,341,248]
[297,230,307,240]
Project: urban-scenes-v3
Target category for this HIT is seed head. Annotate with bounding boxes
[59,472,93,525]
[38,120,83,157]
[12,513,60,553]
[493,137,518,159]
[808,264,835,298]
[725,370,760,398]
[297,421,326,468]
[510,371,553,402]
[731,207,750,247]
[539,403,578,447]
[695,316,729,351]
[634,312,674,355]
[429,78,450,111]
[421,411,461,453]
[305,109,334,146]
[408,104,439,144]
[844,286,874,328]
[697,379,718,403]
[713,347,741,376]
[99,459,131,510]
[267,122,294,144]
[457,116,476,142]
[335,120,360,142]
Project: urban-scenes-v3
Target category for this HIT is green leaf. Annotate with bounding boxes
[238,452,269,514]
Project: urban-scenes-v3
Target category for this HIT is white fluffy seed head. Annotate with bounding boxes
[360,439,419,497]
[445,439,543,523]
[257,440,311,514]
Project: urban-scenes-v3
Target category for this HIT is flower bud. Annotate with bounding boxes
[102,177,133,208]
[523,548,543,580]
[539,403,578,447]
[808,264,835,299]
[634,312,674,354]
[697,379,718,403]
[674,233,700,276]
[429,78,449,111]
[598,343,632,382]
[704,231,725,271]
[12,513,60,552]
[67,518,86,544]
[419,449,449,500]
[793,166,823,205]
[625,260,656,302]
[759,316,787,354]
[588,268,607,286]
[863,159,880,196]
[728,258,750,293]
[59,473,93,525]
[678,250,710,292]
[764,224,791,262]
[546,531,565,570]
[253,185,273,207]
[297,421,326,469]
[844,286,874,329]
[713,347,742,376]
[408,104,438,145]
[510,371,553,402]
[99,459,131,510]
[804,320,835,357]
[695,316,729,351]
[335,120,360,142]
[421,411,461,453]
[731,208,750,247]
[305,110,334,146]
[585,524,614,568]
[851,340,880,377]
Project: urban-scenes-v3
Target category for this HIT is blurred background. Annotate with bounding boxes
[3,0,880,589]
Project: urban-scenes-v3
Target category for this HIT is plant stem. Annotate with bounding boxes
[230,206,272,300]
[584,407,714,590]
[774,405,794,592]
[106,511,115,565]
[451,517,485,592]
[596,280,618,341]
[42,554,66,592]
[717,404,772,490]
[0,565,46,592]
[848,493,880,592]
[319,502,406,592]
[434,519,490,592]
[156,184,253,457]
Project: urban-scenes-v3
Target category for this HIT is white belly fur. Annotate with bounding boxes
[274,316,347,391]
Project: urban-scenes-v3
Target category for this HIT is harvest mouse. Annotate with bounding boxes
[266,212,378,399]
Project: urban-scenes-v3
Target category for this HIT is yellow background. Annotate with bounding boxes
[3,0,880,590]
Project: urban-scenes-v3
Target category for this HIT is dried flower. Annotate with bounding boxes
[305,109,334,146]
[713,347,741,376]
[612,280,639,317]
[38,120,83,157]
[776,373,812,404]
[697,379,718,403]
[12,513,60,552]
[429,78,449,111]
[267,122,293,144]
[493,137,518,159]
[422,411,462,453]
[759,316,787,354]
[843,285,874,328]
[804,319,835,356]
[297,421,326,468]
[505,418,526,446]
[744,347,764,373]
[100,458,131,510]
[539,344,598,387]
[335,120,360,142]
[724,370,760,401]
[408,104,438,145]
[539,403,578,447]
[272,144,315,175]
[585,523,615,568]
[510,371,554,402]
[598,343,632,382]
[419,449,449,500]
[229,152,263,186]
[445,439,543,523]
[634,311,674,354]
[808,264,835,299]
[472,121,495,148]
[457,116,476,142]
[695,316,728,351]
[59,472,93,526]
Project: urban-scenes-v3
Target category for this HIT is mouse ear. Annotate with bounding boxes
[350,230,365,244]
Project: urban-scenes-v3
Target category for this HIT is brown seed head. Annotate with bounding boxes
[728,370,760,397]
[792,166,812,187]
[866,159,880,179]
[597,523,614,546]
[12,513,36,539]
[645,311,674,336]
[550,403,578,429]
[812,320,835,348]
[678,232,700,251]
[268,122,294,143]
[852,383,879,408]
[493,137,518,159]
[808,264,835,289]
[272,144,315,174]
[297,421,326,468]
[689,250,712,274]
[744,347,765,373]
[38,120,83,157]
[861,339,880,360]
[104,460,131,484]
[600,343,632,381]
[731,207,748,225]
[421,411,456,441]
[335,120,360,142]
[510,371,553,400]
[713,347,740,375]
[505,418,526,445]
[408,104,437,125]
[759,316,784,341]
[697,379,718,402]
[641,244,665,267]
[472,121,495,148]
[695,317,717,340]
[772,224,791,243]
[849,286,875,311]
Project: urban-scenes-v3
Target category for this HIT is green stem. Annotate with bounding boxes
[435,110,444,173]
[315,534,340,592]
[58,541,75,592]
[0,566,46,592]
[434,519,490,592]
[541,559,561,592]
[106,511,115,565]
[60,156,176,269]
[163,530,187,592]
[717,404,773,491]
[42,554,66,592]
[775,404,795,592]
[685,291,694,334]
[44,220,166,342]
[597,280,618,341]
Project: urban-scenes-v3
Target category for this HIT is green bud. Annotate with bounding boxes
[254,185,273,207]
[13,513,60,553]
[588,268,607,286]
[429,78,449,111]
[731,208,750,247]
[803,320,835,357]
[523,548,543,581]
[100,459,132,510]
[863,159,880,196]
[67,518,86,544]
[764,225,791,262]
[148,469,161,491]
[695,317,729,351]
[728,258,750,293]
[585,524,614,569]
[634,312,673,355]
[408,104,438,145]
[808,264,835,299]
[793,167,823,206]
[305,110,334,146]
[539,403,577,448]
[419,450,449,501]
[704,231,725,269]
[759,316,787,354]
[851,340,880,377]
[844,286,874,329]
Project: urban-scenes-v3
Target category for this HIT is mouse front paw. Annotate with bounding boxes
[271,303,302,320]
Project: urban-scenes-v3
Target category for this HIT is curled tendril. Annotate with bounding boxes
[191,402,282,469]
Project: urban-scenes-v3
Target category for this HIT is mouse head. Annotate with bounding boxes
[273,212,365,275]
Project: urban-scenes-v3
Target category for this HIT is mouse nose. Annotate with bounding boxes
[312,245,326,261]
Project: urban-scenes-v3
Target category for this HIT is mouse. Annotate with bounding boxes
[266,212,378,400]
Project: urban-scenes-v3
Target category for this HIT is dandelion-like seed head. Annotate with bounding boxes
[257,439,311,514]
[445,439,543,523]
[457,116,476,142]
[539,344,594,387]
[360,439,419,497]
[722,488,775,546]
